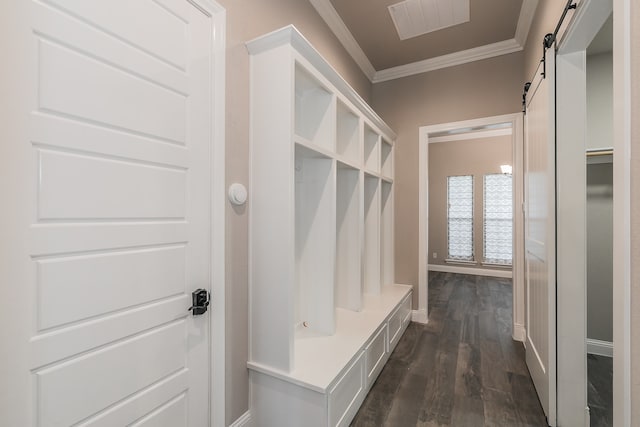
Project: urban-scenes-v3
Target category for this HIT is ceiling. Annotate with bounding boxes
[310,0,539,83]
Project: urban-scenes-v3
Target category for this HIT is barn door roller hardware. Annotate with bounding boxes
[522,0,577,110]
[541,0,577,78]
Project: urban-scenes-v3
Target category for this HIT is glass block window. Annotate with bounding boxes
[447,175,474,261]
[484,174,513,265]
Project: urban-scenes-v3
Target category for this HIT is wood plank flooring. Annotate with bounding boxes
[588,354,613,426]
[351,272,548,427]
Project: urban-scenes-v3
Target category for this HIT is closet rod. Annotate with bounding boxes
[586,149,613,157]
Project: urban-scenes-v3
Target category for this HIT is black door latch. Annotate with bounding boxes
[189,289,210,315]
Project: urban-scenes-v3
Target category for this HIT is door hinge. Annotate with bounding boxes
[189,289,210,315]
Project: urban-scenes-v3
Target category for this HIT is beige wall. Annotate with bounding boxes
[428,136,513,270]
[215,1,371,423]
[371,53,523,306]
[631,0,640,418]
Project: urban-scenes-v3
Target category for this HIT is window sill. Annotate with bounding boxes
[481,262,512,269]
[445,259,477,265]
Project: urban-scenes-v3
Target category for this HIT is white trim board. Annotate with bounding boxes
[428,264,512,279]
[229,411,253,427]
[309,0,538,83]
[513,323,526,342]
[373,38,522,83]
[411,309,428,324]
[428,127,512,144]
[204,2,227,426]
[612,0,632,423]
[307,0,375,80]
[587,339,614,357]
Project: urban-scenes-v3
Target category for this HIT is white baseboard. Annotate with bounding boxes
[428,263,512,279]
[587,338,613,357]
[411,309,428,324]
[229,410,252,427]
[512,323,526,342]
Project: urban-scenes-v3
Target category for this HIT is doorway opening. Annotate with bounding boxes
[556,1,614,423]
[418,113,524,342]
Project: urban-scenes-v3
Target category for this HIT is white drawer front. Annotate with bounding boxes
[329,353,364,427]
[400,293,412,328]
[365,325,388,387]
[388,293,412,350]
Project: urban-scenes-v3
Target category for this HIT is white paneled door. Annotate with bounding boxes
[524,46,557,425]
[2,1,217,425]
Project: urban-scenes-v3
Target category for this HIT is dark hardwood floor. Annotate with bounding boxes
[351,272,548,427]
[588,354,613,426]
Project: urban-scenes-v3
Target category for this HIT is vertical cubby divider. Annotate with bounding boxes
[381,180,394,287]
[336,162,361,311]
[363,174,381,295]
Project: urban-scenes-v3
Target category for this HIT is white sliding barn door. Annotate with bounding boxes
[1,1,218,426]
[524,48,557,425]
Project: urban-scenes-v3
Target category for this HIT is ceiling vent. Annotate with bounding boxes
[388,0,470,40]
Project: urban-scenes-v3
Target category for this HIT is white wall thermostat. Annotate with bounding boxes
[228,183,248,206]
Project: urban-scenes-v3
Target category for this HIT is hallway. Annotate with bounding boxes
[351,272,547,426]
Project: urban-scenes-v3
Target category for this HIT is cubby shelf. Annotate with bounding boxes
[295,65,335,152]
[247,25,408,427]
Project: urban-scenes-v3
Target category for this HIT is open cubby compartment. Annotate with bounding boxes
[295,64,335,152]
[295,144,336,338]
[363,174,381,295]
[364,124,380,173]
[381,139,393,178]
[335,162,362,312]
[336,100,360,164]
[380,181,394,286]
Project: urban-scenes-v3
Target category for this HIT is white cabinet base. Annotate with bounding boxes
[249,287,412,427]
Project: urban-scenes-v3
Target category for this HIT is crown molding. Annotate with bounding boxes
[308,0,376,80]
[310,0,538,83]
[373,38,522,83]
[515,0,539,46]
